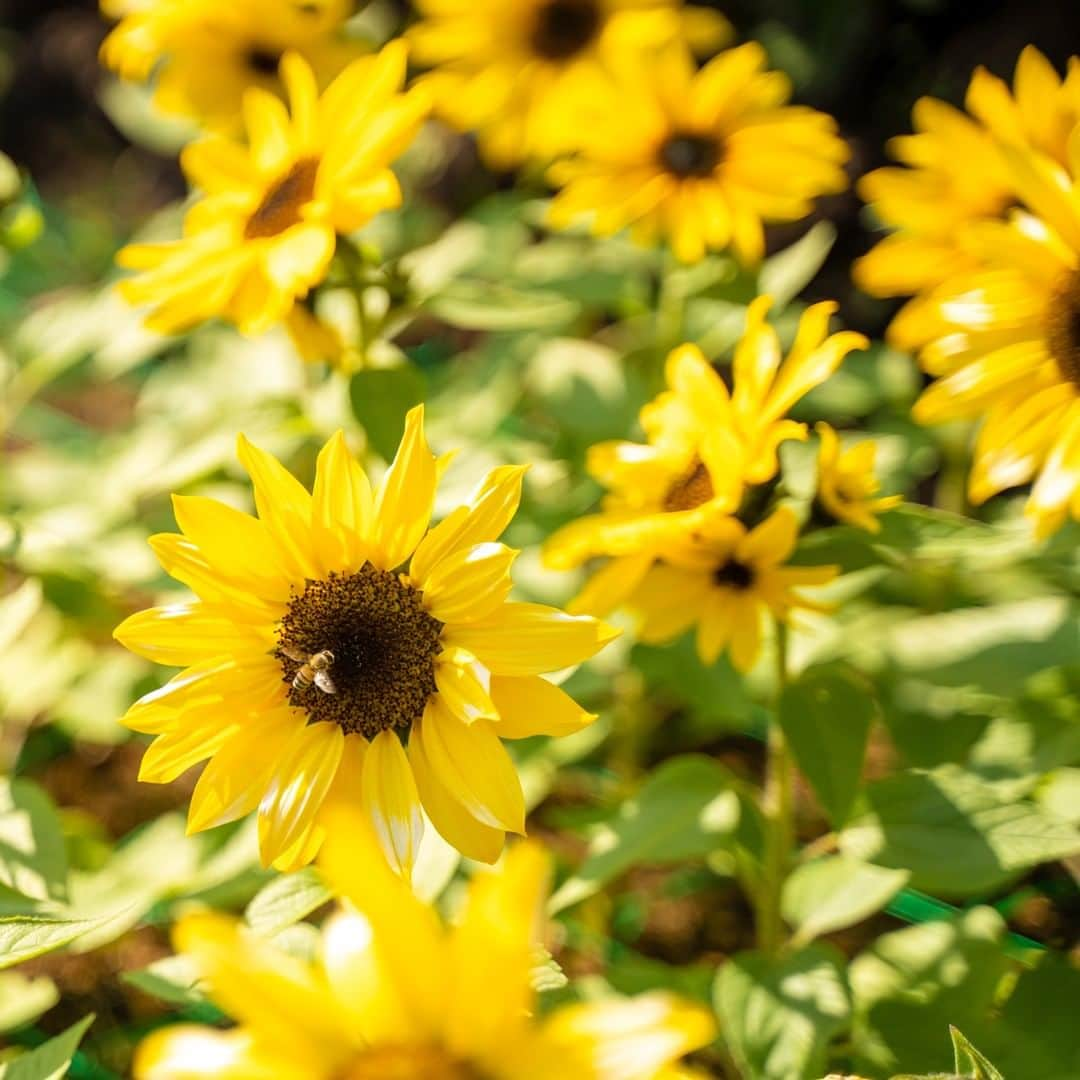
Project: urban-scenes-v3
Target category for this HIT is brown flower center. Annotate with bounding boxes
[244,158,319,240]
[659,132,722,179]
[663,457,715,512]
[245,46,282,77]
[530,0,602,61]
[339,1046,488,1080]
[713,559,755,590]
[1046,268,1080,389]
[275,564,443,738]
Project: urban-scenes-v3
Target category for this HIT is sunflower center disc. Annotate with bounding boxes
[1046,268,1080,389]
[713,559,755,590]
[659,133,722,178]
[663,457,715,511]
[276,564,444,738]
[530,0,602,61]
[244,157,319,239]
[245,46,282,77]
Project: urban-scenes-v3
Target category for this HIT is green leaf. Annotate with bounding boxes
[0,972,58,1033]
[426,279,579,330]
[245,868,330,937]
[950,1028,1003,1080]
[839,765,1080,896]
[0,778,67,902]
[758,221,836,309]
[0,913,121,969]
[714,944,851,1080]
[0,1014,94,1080]
[782,856,909,947]
[548,755,740,912]
[122,955,205,1011]
[779,664,877,827]
[0,579,42,653]
[349,364,427,461]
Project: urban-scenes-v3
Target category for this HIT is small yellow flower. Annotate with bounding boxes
[113,407,616,874]
[116,44,428,337]
[544,298,865,614]
[626,507,837,672]
[547,41,849,263]
[855,46,1080,298]
[133,843,714,1080]
[99,0,367,134]
[407,0,731,167]
[814,422,901,533]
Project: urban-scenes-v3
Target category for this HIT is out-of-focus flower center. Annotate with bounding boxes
[340,1046,487,1080]
[659,132,722,179]
[530,0,602,61]
[245,46,283,77]
[244,158,319,239]
[275,564,444,738]
[663,457,715,512]
[1046,268,1080,390]
[713,558,755,590]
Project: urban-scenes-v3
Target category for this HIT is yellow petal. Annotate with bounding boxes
[361,729,425,877]
[568,552,654,618]
[138,708,240,784]
[489,676,596,739]
[312,430,374,573]
[727,594,764,673]
[133,1025,297,1080]
[420,541,516,623]
[735,506,799,567]
[243,88,293,175]
[114,603,270,665]
[435,650,498,724]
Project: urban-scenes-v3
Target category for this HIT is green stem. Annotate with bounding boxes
[756,622,794,955]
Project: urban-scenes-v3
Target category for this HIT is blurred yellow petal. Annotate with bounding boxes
[133,1026,294,1080]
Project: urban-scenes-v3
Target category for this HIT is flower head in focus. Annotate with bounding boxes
[543,298,866,615]
[133,843,714,1080]
[113,407,616,874]
[814,422,901,533]
[116,44,428,338]
[407,0,731,167]
[100,0,367,134]
[625,507,837,672]
[547,42,849,263]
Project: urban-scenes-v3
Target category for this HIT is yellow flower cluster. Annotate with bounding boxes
[858,47,1080,535]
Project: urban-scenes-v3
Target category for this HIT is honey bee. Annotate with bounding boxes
[280,646,337,694]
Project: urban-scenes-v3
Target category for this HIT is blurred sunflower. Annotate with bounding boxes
[114,407,615,873]
[626,507,837,672]
[856,46,1080,297]
[99,0,366,134]
[544,297,866,614]
[407,0,732,167]
[115,44,427,338]
[134,843,713,1079]
[547,41,849,263]
[814,422,901,533]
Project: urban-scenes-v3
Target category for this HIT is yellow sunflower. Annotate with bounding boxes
[856,46,1080,297]
[625,507,837,672]
[407,0,732,167]
[814,422,901,533]
[115,44,427,338]
[113,407,616,873]
[133,842,713,1080]
[100,0,367,134]
[547,40,849,263]
[544,297,866,614]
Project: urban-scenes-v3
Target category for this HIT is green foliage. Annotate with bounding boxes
[348,364,427,460]
[0,1015,94,1080]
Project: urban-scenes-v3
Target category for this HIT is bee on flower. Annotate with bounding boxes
[132,842,714,1079]
[113,406,617,874]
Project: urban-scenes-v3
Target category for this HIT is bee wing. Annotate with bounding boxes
[280,644,307,663]
[314,670,337,694]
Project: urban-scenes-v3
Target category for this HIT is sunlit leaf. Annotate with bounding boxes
[0,1013,94,1080]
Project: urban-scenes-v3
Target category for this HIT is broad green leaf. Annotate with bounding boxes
[548,755,740,912]
[0,972,58,1033]
[426,280,579,330]
[714,944,851,1080]
[0,778,67,902]
[839,765,1080,896]
[0,912,121,969]
[349,364,427,461]
[122,955,205,1011]
[950,1028,1003,1080]
[779,664,877,827]
[758,221,836,309]
[245,868,331,937]
[0,1014,94,1080]
[782,856,909,947]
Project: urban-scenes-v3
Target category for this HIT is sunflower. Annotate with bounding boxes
[814,422,901,533]
[544,297,866,614]
[133,842,713,1080]
[113,407,616,873]
[406,0,732,168]
[100,0,367,134]
[855,46,1080,298]
[115,44,427,338]
[625,507,837,672]
[546,41,849,263]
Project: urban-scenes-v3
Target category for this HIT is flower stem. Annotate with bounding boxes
[756,622,794,955]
